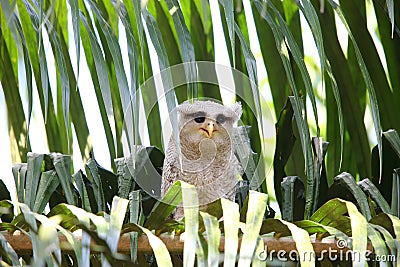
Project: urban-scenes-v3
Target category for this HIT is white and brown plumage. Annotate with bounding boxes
[161,100,243,219]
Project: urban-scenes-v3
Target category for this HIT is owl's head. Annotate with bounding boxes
[176,100,242,145]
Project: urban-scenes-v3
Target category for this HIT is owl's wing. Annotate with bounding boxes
[161,139,180,196]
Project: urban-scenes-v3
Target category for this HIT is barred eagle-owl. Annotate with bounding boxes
[161,100,242,219]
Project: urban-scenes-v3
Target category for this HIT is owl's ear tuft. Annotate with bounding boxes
[231,102,242,121]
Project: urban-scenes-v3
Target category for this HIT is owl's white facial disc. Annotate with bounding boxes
[179,115,227,173]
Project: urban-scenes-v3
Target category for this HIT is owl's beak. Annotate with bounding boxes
[201,122,215,138]
[206,123,214,137]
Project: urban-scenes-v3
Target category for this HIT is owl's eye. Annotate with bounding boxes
[216,114,227,124]
[194,117,205,123]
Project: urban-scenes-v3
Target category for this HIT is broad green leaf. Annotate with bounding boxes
[294,220,348,241]
[238,190,268,266]
[200,212,221,267]
[221,198,239,266]
[310,198,351,235]
[144,181,182,230]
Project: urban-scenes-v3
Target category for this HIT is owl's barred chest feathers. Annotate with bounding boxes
[161,100,243,219]
[170,135,234,183]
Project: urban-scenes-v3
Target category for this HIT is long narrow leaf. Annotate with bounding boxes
[182,181,199,267]
[327,0,383,181]
[67,0,80,80]
[85,158,105,212]
[339,199,368,266]
[104,196,129,267]
[367,223,389,267]
[279,220,315,267]
[358,178,392,215]
[334,172,372,221]
[138,225,173,267]
[33,170,59,213]
[393,169,400,217]
[0,232,19,266]
[369,223,397,260]
[25,153,44,210]
[221,198,239,266]
[87,0,134,151]
[164,0,197,100]
[238,190,268,266]
[51,153,76,205]
[200,212,221,267]
[142,9,179,152]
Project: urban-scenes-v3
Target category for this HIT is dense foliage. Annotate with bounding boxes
[0,0,400,266]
